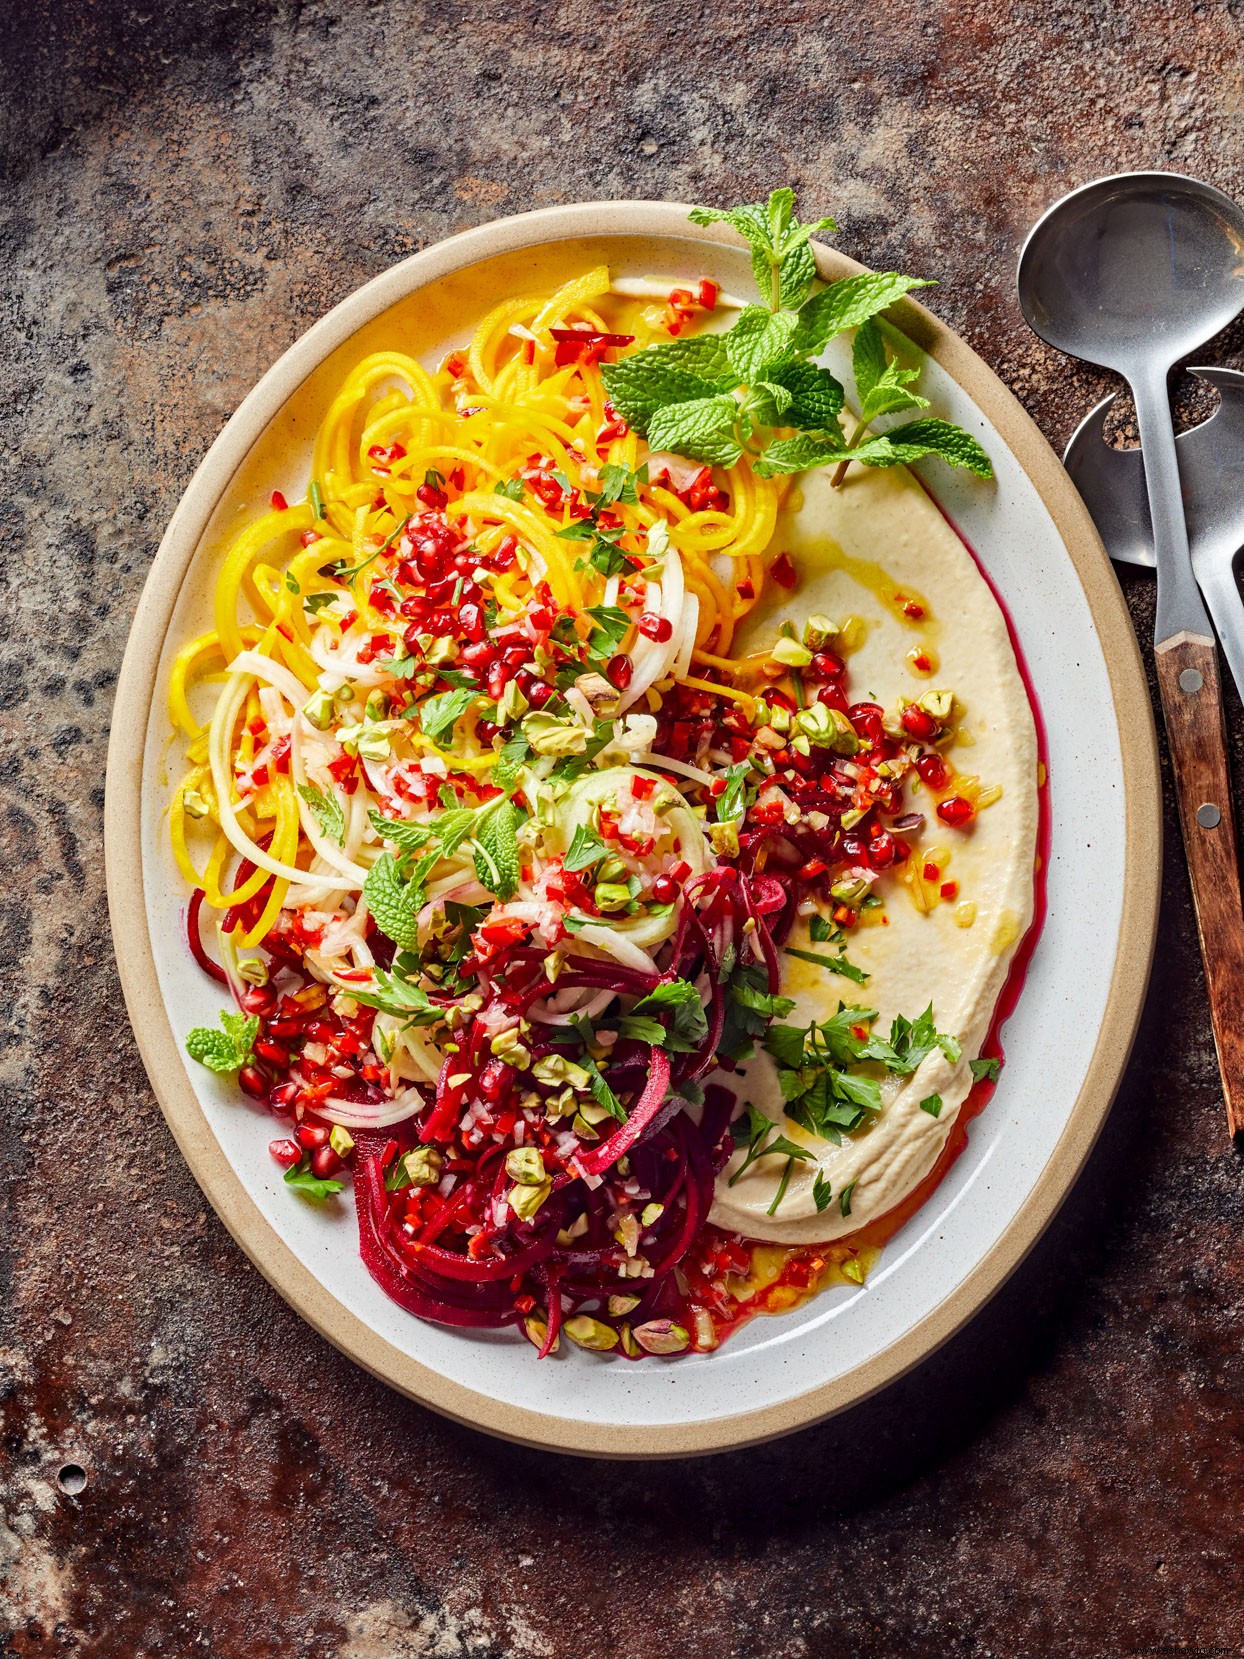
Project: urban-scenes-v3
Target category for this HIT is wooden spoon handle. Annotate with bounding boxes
[1154,630,1244,1142]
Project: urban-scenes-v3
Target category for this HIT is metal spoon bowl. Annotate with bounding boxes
[1018,171,1244,644]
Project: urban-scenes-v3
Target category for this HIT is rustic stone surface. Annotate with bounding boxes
[3,1,1244,1654]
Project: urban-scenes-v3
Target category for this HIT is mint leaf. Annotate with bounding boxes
[793,272,935,355]
[852,318,888,403]
[970,1056,1002,1084]
[347,968,444,1023]
[691,190,836,309]
[297,782,346,846]
[645,395,742,466]
[368,809,437,854]
[186,1010,259,1075]
[419,687,478,744]
[725,306,800,381]
[563,823,608,872]
[284,1157,344,1203]
[473,800,520,900]
[364,852,426,950]
[856,418,993,478]
[766,360,845,431]
[753,434,849,478]
[600,353,732,432]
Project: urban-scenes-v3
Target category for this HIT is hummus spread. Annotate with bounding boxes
[709,460,1039,1244]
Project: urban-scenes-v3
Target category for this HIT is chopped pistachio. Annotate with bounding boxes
[182,786,211,819]
[302,688,335,730]
[489,1026,532,1070]
[619,1324,641,1358]
[398,1146,443,1187]
[608,1293,642,1317]
[614,1214,641,1257]
[596,854,628,884]
[593,881,632,913]
[508,1178,552,1220]
[571,1112,600,1140]
[564,1316,619,1352]
[364,689,390,722]
[532,1053,592,1091]
[632,1319,690,1355]
[505,1147,547,1187]
[523,711,588,757]
[333,684,356,704]
[708,821,740,857]
[237,957,268,986]
[498,678,530,722]
[424,636,458,666]
[771,636,813,668]
[523,1314,557,1353]
[830,875,871,904]
[918,688,955,721]
[556,1211,589,1246]
[328,1124,355,1158]
[766,701,792,734]
[575,673,622,718]
[790,733,811,758]
[640,1202,665,1227]
[803,614,839,649]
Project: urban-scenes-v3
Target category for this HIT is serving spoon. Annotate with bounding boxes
[1065,366,1244,704]
[1018,172,1244,1142]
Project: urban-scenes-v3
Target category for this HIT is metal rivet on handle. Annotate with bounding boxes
[1180,668,1204,693]
[1197,803,1222,829]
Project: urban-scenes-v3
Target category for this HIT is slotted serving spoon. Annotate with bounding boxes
[1019,172,1244,1142]
[1065,366,1244,704]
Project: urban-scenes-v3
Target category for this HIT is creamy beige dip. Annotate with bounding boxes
[708,460,1039,1244]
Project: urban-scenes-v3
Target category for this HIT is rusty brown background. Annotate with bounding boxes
[3,1,1244,1654]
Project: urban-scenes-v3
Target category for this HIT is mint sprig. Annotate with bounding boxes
[186,1010,259,1075]
[600,188,992,484]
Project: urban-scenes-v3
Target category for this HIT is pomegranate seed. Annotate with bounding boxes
[310,1145,342,1178]
[527,681,555,708]
[461,641,494,669]
[254,1037,289,1068]
[240,985,276,1015]
[479,1060,509,1102]
[269,1082,300,1114]
[799,859,827,880]
[417,482,448,510]
[937,795,975,827]
[606,653,633,690]
[269,1138,301,1168]
[770,552,797,589]
[807,651,845,683]
[652,874,679,903]
[917,752,949,789]
[867,832,900,869]
[901,704,938,739]
[238,1065,267,1100]
[270,490,288,511]
[638,613,673,642]
[940,880,959,899]
[297,1122,331,1149]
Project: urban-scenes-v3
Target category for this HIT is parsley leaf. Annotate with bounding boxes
[970,1056,1002,1084]
[185,1010,259,1075]
[808,914,833,943]
[493,477,524,500]
[784,945,870,985]
[920,1094,943,1117]
[284,1156,344,1203]
[418,687,478,744]
[297,782,346,846]
[346,968,445,1024]
[812,1170,834,1212]
[631,978,709,1052]
[727,1104,815,1185]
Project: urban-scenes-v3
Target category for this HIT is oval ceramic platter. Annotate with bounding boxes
[105,202,1160,1457]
